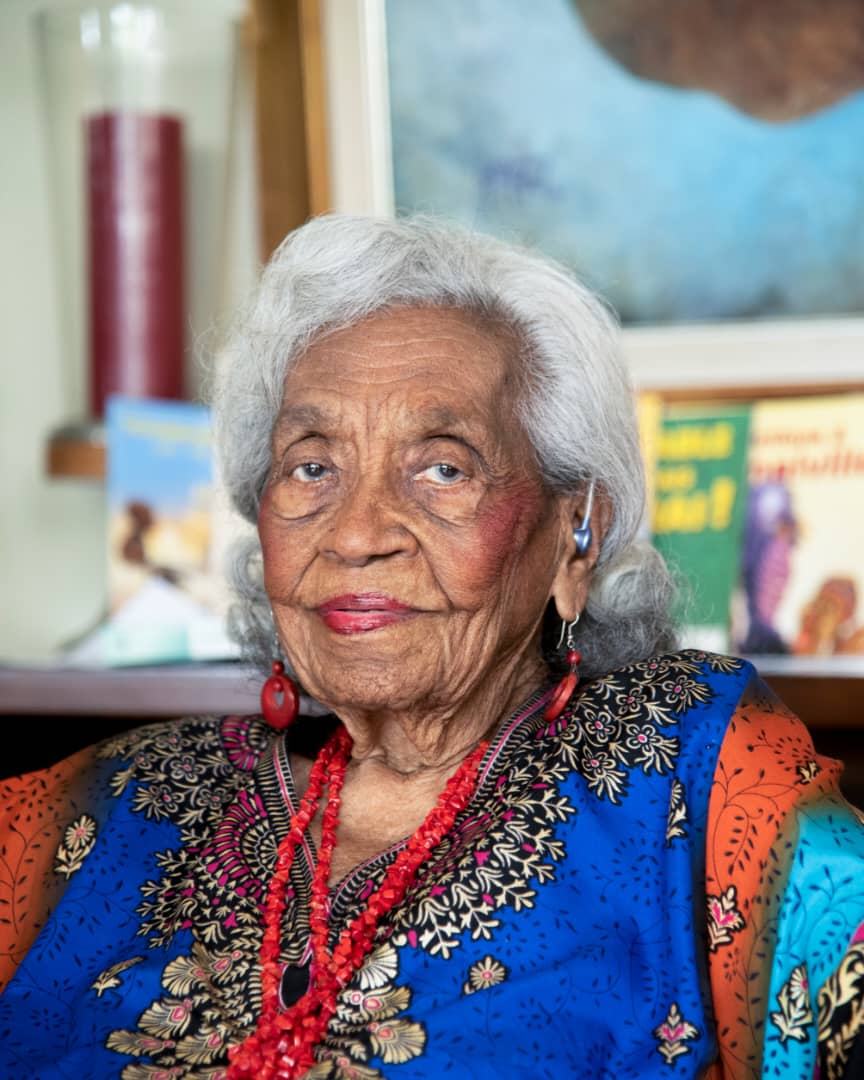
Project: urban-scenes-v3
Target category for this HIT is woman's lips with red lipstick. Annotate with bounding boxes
[316,594,419,634]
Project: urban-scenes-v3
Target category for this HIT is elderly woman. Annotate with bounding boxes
[1,215,863,1079]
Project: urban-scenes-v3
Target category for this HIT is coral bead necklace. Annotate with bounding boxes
[227,725,489,1079]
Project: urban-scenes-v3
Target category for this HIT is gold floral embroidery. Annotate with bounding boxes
[54,813,97,879]
[311,944,427,1077]
[665,778,688,845]
[462,955,509,995]
[770,963,814,1043]
[91,955,144,997]
[390,654,732,964]
[306,1060,380,1080]
[98,718,299,1074]
[797,760,821,784]
[552,653,735,804]
[816,938,864,1078]
[391,752,574,961]
[106,935,256,1069]
[119,1066,187,1080]
[706,885,745,952]
[654,1002,699,1063]
[102,1028,178,1059]
[367,1020,426,1065]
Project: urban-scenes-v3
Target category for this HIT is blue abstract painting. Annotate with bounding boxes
[386,0,864,325]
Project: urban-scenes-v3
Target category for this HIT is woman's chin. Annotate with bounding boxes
[308,685,432,718]
[297,660,441,718]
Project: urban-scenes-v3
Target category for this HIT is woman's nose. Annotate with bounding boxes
[322,475,417,566]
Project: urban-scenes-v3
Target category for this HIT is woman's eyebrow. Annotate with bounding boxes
[272,404,333,439]
[413,406,487,440]
[272,403,495,449]
[413,407,500,471]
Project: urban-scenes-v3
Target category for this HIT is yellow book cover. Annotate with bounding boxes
[637,391,664,535]
[732,393,864,656]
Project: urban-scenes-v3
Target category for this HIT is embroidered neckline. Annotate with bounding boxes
[265,686,551,912]
[227,726,490,1078]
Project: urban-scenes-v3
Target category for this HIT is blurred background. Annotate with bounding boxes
[2,0,863,792]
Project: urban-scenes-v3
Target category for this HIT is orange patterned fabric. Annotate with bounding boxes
[705,678,843,1078]
[0,746,100,993]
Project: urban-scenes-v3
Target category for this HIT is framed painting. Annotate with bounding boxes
[319,0,864,394]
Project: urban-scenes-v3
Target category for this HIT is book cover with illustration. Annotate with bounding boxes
[651,403,751,652]
[732,394,864,657]
[103,395,241,665]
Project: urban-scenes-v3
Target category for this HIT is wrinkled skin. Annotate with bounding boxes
[258,306,600,877]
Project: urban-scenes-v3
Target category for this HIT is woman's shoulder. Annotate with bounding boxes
[93,712,275,774]
[582,647,846,828]
[597,646,755,684]
[513,649,763,810]
[0,712,276,993]
[586,648,759,725]
[564,648,813,805]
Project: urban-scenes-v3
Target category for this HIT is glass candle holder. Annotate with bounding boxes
[34,3,239,422]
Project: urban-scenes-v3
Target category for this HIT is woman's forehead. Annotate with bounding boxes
[292,305,519,381]
[282,306,522,414]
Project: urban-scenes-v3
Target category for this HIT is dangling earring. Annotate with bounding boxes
[261,633,299,731]
[544,615,581,722]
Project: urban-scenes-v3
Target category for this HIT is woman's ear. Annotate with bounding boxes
[550,485,610,621]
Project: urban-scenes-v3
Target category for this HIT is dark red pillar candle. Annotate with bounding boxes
[86,111,185,417]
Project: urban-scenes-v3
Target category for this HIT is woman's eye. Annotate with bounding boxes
[291,462,331,482]
[423,462,466,484]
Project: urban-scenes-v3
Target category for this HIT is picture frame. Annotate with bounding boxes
[318,0,864,399]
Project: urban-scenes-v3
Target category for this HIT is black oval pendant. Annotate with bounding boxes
[279,964,310,1007]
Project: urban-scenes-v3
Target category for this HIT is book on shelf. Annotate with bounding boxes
[636,391,664,538]
[650,402,752,653]
[97,395,243,666]
[730,393,864,658]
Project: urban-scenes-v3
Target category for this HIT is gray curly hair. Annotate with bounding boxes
[212,213,676,680]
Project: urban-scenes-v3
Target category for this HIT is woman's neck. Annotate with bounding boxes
[332,651,548,776]
[291,653,550,886]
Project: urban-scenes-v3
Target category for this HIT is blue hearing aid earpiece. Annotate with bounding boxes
[573,480,595,557]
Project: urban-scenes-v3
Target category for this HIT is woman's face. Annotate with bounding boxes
[258,306,589,716]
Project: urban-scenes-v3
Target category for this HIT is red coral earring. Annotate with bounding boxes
[544,616,581,722]
[261,660,299,731]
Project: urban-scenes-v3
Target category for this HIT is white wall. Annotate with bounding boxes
[0,0,257,663]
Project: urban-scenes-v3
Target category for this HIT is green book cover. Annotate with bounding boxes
[652,404,752,652]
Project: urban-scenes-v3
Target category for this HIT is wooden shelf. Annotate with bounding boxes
[0,663,320,717]
[0,659,859,727]
[751,654,864,729]
[749,655,864,678]
[653,381,864,404]
[46,422,105,480]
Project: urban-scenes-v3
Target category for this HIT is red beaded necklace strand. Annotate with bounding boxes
[227,726,489,1079]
